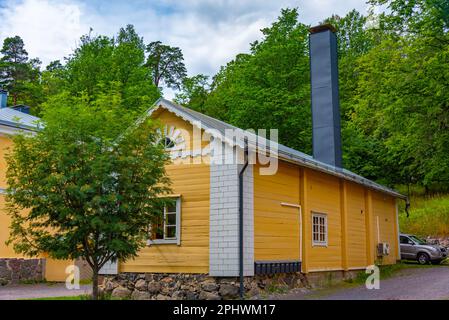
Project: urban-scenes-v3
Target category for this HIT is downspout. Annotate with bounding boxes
[405,197,410,218]
[239,138,249,299]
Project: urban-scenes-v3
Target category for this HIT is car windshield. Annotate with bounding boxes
[409,235,427,245]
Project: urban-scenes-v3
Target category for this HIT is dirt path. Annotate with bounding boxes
[0,283,92,300]
[273,266,449,300]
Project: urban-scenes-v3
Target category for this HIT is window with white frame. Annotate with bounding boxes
[312,212,327,246]
[148,197,181,245]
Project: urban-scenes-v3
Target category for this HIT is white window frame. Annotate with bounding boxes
[312,212,328,247]
[147,197,181,246]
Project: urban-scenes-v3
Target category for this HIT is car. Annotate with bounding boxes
[400,233,447,265]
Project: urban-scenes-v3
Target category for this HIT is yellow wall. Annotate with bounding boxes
[305,169,343,271]
[299,167,398,273]
[346,182,368,269]
[119,160,210,274]
[254,161,301,261]
[0,194,22,258]
[0,137,21,258]
[372,191,398,265]
[119,108,212,273]
[44,256,74,282]
[0,136,12,188]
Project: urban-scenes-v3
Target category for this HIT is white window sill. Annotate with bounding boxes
[312,242,328,247]
[147,239,180,246]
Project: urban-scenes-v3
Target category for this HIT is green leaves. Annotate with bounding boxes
[0,36,43,107]
[146,41,187,90]
[6,93,171,277]
[47,25,160,115]
[202,8,312,153]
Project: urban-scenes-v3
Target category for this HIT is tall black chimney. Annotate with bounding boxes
[309,24,342,168]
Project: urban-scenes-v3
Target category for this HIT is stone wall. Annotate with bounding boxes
[0,258,45,286]
[426,236,449,248]
[100,272,308,300]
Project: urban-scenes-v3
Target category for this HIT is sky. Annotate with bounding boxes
[0,0,373,98]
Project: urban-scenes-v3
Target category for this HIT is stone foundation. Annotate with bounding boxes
[0,258,45,286]
[100,272,308,300]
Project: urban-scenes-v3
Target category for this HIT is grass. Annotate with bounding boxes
[26,292,120,301]
[28,295,92,300]
[79,279,92,285]
[398,192,449,237]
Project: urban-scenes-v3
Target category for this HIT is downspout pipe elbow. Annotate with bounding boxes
[405,197,410,218]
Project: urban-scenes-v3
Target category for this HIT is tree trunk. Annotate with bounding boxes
[92,268,99,300]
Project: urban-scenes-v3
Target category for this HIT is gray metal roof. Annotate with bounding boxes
[0,107,40,131]
[148,98,406,199]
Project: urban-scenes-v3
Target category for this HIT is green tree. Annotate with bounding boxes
[62,26,159,113]
[5,91,171,299]
[174,74,209,112]
[323,10,386,180]
[204,8,312,153]
[369,0,449,37]
[146,41,187,90]
[0,36,41,106]
[41,60,66,100]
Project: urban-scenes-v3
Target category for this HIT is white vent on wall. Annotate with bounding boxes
[377,243,390,256]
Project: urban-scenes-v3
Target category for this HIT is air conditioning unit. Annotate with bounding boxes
[377,243,390,256]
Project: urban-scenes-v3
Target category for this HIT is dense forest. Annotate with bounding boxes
[0,0,448,196]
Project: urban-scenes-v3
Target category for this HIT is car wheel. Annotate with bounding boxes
[417,253,430,265]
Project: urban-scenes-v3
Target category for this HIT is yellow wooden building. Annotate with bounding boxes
[0,26,406,285]
[96,97,404,279]
[99,25,406,278]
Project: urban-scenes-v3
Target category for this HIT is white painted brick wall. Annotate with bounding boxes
[209,143,254,277]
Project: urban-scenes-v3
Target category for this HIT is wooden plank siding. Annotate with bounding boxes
[254,161,301,261]
[0,137,24,258]
[119,159,210,274]
[253,160,400,273]
[0,194,22,258]
[305,169,343,271]
[372,191,398,265]
[0,136,13,189]
[345,182,368,269]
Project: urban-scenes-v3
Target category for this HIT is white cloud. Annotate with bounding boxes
[0,0,372,98]
[0,0,89,66]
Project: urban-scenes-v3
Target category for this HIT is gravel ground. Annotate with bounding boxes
[0,283,92,300]
[272,266,449,300]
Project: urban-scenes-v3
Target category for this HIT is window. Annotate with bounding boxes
[409,235,426,245]
[163,137,175,149]
[400,236,412,244]
[148,197,181,245]
[312,212,327,246]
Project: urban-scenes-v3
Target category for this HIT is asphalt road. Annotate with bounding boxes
[275,266,449,300]
[0,283,92,300]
